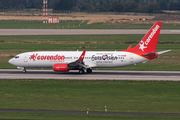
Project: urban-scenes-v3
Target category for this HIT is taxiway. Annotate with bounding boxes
[0,29,180,35]
[0,69,179,81]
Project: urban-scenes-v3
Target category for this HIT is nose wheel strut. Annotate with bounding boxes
[22,68,26,73]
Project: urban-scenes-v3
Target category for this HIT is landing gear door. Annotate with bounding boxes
[24,54,28,62]
[130,54,134,63]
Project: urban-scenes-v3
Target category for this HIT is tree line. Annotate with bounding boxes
[0,0,180,13]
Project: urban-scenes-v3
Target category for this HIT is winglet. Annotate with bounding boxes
[78,50,86,61]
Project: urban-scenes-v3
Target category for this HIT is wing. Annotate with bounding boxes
[68,50,89,70]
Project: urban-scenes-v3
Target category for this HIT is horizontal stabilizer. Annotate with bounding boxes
[157,50,171,55]
[143,52,156,57]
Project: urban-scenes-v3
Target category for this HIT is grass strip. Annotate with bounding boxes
[1,80,180,113]
[1,20,180,29]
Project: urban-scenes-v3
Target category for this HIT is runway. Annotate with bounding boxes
[0,29,180,35]
[0,69,180,81]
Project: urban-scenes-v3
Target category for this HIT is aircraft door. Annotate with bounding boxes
[24,54,28,62]
[130,54,134,63]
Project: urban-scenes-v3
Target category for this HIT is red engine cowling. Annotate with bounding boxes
[53,63,69,72]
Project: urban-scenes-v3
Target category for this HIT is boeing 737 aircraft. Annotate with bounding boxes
[9,22,171,73]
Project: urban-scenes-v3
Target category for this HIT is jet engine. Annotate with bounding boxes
[53,63,69,72]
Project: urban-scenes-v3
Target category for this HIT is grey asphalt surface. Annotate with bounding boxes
[0,69,180,81]
[0,29,180,35]
[1,109,180,116]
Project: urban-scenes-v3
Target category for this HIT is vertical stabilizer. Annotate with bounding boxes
[124,22,162,55]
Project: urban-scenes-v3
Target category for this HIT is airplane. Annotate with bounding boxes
[9,22,171,74]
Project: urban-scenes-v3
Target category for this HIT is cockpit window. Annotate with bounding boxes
[15,56,19,59]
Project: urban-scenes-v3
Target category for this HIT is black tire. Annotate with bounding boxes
[22,69,26,73]
[79,69,84,74]
[87,68,92,73]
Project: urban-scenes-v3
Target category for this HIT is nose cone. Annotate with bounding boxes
[8,58,14,65]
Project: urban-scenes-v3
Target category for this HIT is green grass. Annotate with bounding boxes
[0,20,86,29]
[0,34,145,43]
[1,80,180,114]
[79,22,180,29]
[1,112,180,120]
[1,20,180,29]
[99,63,180,71]
[1,34,180,43]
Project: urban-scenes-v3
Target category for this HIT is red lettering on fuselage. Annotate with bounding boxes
[29,53,65,62]
[30,53,38,61]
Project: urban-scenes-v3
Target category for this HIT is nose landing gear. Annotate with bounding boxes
[22,68,26,73]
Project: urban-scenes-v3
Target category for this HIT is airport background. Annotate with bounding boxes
[0,0,180,120]
[1,0,180,12]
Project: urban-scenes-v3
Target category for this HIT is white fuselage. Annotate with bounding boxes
[9,51,148,69]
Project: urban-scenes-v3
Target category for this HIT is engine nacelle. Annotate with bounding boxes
[53,63,69,72]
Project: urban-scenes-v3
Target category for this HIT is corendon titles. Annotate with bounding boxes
[30,53,65,61]
[145,25,160,45]
[139,25,160,51]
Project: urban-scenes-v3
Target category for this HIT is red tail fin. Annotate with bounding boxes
[124,22,162,55]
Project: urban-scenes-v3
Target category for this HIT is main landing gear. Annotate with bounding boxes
[86,68,92,73]
[79,69,85,74]
[79,68,92,74]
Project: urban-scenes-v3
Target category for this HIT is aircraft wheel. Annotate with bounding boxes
[87,68,92,73]
[22,69,26,73]
[79,69,84,74]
